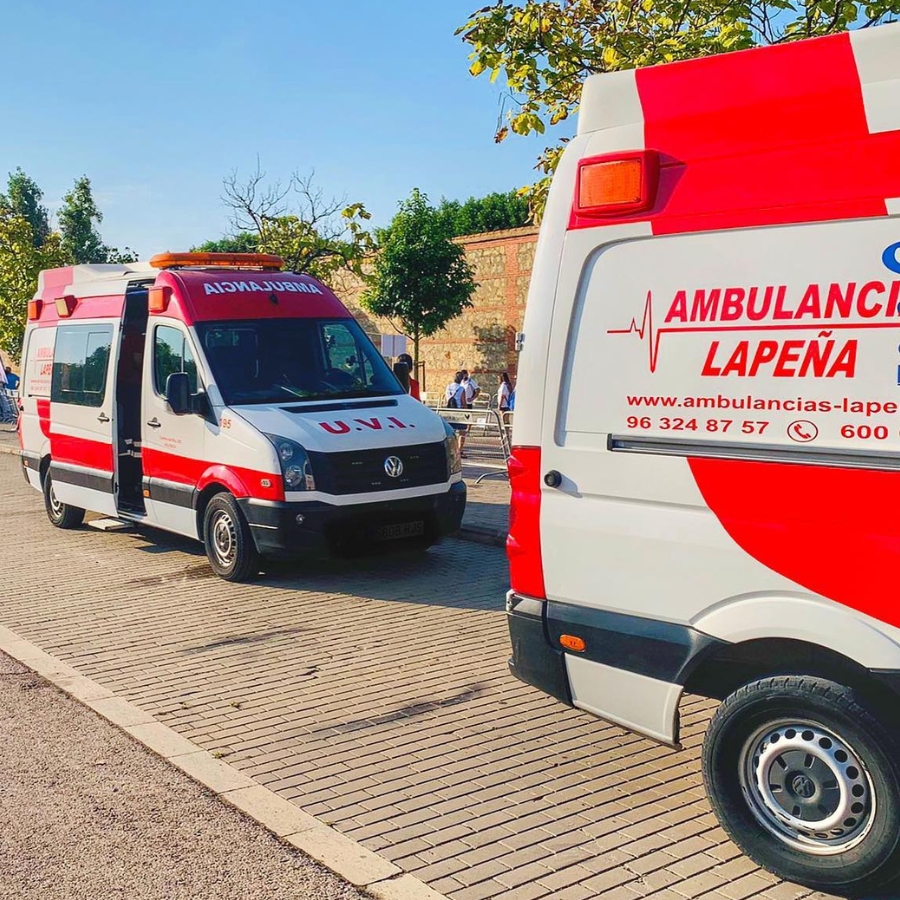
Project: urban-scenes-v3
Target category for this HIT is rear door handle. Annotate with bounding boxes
[147,418,161,428]
[97,413,110,423]
[544,470,563,488]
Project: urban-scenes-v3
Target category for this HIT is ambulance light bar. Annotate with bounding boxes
[149,252,284,271]
[55,295,77,317]
[575,150,659,217]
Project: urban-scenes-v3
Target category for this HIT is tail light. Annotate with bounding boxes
[507,446,546,599]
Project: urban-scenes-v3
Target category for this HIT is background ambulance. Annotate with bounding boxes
[19,253,465,581]
[506,23,900,893]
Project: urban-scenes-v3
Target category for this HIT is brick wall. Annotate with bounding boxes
[333,226,538,402]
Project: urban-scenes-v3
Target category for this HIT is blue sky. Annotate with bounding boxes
[0,0,550,256]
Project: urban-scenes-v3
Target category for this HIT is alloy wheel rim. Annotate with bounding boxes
[49,484,63,519]
[739,719,875,855]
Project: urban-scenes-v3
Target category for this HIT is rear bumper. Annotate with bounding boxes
[238,481,466,557]
[507,593,572,704]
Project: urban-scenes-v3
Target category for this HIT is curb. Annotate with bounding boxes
[0,441,18,456]
[0,624,449,900]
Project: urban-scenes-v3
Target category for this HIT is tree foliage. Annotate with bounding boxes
[192,232,260,254]
[0,211,66,360]
[459,0,900,219]
[0,168,50,248]
[361,189,477,365]
[436,190,531,237]
[59,176,137,264]
[221,163,373,281]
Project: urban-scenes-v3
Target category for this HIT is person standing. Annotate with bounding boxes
[444,371,467,453]
[461,370,480,409]
[498,372,512,412]
[397,353,420,401]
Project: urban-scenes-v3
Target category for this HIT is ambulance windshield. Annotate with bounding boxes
[196,318,404,405]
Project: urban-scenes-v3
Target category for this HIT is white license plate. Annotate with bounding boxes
[373,521,425,541]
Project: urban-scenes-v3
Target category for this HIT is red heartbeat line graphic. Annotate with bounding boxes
[607,292,900,373]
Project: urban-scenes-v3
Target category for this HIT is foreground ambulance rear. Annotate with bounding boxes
[507,23,900,893]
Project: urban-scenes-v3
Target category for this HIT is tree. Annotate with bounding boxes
[361,189,477,366]
[192,232,260,254]
[458,0,900,219]
[436,190,531,237]
[0,211,66,360]
[0,169,50,248]
[58,176,137,264]
[221,162,373,281]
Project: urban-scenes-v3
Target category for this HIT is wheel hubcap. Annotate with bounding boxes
[740,721,875,855]
[49,485,63,518]
[210,510,237,567]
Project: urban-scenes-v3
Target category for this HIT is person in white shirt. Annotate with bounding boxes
[444,371,468,453]
[498,372,512,411]
[461,370,480,409]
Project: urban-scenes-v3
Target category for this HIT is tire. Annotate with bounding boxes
[43,471,85,529]
[202,492,259,582]
[702,675,900,894]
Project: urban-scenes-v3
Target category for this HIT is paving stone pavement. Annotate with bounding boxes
[0,452,841,900]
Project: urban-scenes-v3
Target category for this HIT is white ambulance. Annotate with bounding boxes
[507,23,900,893]
[19,253,465,581]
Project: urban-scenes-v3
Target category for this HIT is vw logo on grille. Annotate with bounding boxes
[384,456,404,478]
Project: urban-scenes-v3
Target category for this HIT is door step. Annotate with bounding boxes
[88,518,135,532]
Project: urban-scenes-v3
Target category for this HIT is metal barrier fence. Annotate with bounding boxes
[427,398,512,482]
[0,389,18,429]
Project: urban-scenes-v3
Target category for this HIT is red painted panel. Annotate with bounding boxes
[142,447,284,502]
[507,446,546,598]
[32,295,125,324]
[50,433,115,472]
[156,270,351,325]
[689,456,900,629]
[569,32,900,235]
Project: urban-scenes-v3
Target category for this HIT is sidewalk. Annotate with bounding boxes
[0,649,364,900]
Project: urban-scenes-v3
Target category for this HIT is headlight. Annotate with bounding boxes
[443,421,462,477]
[265,434,316,491]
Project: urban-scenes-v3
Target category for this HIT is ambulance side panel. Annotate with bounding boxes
[512,25,900,744]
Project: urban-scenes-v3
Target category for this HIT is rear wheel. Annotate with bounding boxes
[702,675,900,894]
[43,471,85,529]
[203,492,259,582]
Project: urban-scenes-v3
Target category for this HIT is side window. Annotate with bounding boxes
[51,325,113,407]
[154,325,198,398]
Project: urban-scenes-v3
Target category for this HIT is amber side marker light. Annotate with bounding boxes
[27,299,43,320]
[148,285,171,313]
[55,295,77,317]
[576,150,659,217]
[559,634,586,653]
[149,252,284,271]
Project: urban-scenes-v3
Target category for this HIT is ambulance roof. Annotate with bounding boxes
[34,261,156,301]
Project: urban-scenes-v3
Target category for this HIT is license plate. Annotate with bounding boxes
[373,521,425,541]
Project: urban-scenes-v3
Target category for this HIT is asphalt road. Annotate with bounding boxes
[0,651,364,900]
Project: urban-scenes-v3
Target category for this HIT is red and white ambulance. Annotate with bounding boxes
[19,253,465,581]
[507,23,900,892]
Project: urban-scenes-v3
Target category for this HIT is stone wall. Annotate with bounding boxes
[333,226,538,402]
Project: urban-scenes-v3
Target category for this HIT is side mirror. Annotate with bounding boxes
[166,372,191,415]
[393,362,410,392]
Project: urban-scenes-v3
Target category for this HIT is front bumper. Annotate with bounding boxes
[238,481,466,557]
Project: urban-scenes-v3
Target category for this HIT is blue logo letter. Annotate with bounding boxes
[883,242,900,275]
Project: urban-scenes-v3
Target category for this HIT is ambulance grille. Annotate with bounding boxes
[308,442,448,494]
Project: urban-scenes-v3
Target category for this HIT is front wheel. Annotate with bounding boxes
[703,675,900,894]
[203,493,259,582]
[43,471,85,529]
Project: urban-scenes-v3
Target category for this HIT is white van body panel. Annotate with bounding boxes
[507,23,900,746]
